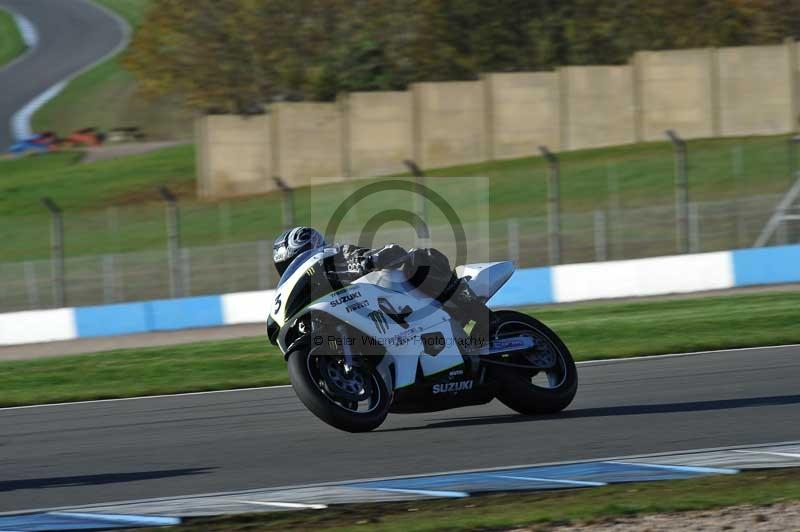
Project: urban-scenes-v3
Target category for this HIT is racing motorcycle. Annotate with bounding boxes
[267,248,578,432]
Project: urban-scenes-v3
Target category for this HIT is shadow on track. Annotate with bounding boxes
[379,394,800,432]
[0,468,214,492]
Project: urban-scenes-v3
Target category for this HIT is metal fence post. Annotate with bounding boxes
[102,254,116,304]
[732,145,746,247]
[106,206,121,252]
[607,161,622,259]
[41,197,66,307]
[273,177,295,229]
[181,248,192,295]
[23,261,40,308]
[666,130,689,253]
[594,210,608,261]
[539,146,562,265]
[788,135,800,243]
[158,186,182,298]
[403,159,429,247]
[219,201,232,242]
[507,218,520,266]
[789,135,799,183]
[689,202,700,253]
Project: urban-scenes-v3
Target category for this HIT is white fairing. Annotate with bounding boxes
[309,275,463,389]
[269,256,514,391]
[456,262,514,300]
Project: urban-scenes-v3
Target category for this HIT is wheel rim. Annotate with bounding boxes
[307,354,382,414]
[494,320,568,390]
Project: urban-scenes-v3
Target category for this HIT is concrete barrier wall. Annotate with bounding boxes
[718,44,795,136]
[196,115,272,197]
[4,244,799,346]
[197,42,799,197]
[561,65,636,150]
[347,91,413,177]
[413,81,488,168]
[272,102,345,188]
[635,48,715,141]
[485,72,560,158]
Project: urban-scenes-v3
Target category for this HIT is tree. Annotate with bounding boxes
[124,0,799,113]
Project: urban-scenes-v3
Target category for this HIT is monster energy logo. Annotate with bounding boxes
[368,311,389,334]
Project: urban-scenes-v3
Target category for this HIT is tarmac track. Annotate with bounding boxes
[1,345,799,513]
[0,0,127,149]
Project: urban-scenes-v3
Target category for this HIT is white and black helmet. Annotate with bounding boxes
[273,227,327,275]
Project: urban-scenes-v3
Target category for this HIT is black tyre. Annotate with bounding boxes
[287,346,391,432]
[490,310,578,415]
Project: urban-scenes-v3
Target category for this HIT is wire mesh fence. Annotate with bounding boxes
[2,192,797,313]
[3,134,800,313]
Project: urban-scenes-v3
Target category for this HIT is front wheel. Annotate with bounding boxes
[287,345,391,432]
[489,310,578,415]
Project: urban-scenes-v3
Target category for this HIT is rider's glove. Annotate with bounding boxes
[368,244,407,270]
[347,253,369,274]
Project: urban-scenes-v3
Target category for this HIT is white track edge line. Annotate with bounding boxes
[0,9,37,74]
[232,500,327,510]
[7,0,131,141]
[2,343,797,411]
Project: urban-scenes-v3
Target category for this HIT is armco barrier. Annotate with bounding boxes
[1,244,798,347]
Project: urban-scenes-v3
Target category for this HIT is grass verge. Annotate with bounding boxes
[1,290,798,408]
[168,468,800,531]
[0,133,794,261]
[0,7,25,68]
[30,0,193,141]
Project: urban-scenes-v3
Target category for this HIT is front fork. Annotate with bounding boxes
[336,324,355,373]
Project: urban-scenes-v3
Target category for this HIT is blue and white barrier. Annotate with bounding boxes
[1,244,798,347]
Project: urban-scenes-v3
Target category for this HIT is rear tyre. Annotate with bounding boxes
[287,346,391,432]
[490,310,578,415]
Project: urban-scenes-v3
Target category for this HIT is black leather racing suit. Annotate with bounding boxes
[333,243,488,326]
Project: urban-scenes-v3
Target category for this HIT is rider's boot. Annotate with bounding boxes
[441,277,494,348]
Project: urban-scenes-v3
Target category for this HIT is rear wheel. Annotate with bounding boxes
[489,310,577,415]
[287,345,390,432]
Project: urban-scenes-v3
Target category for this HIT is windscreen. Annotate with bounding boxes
[276,249,321,288]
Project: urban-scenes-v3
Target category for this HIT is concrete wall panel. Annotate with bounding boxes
[196,42,800,198]
[273,102,345,187]
[636,49,715,141]
[486,72,560,158]
[196,115,272,197]
[561,65,635,150]
[347,91,413,177]
[718,45,793,135]
[413,81,487,168]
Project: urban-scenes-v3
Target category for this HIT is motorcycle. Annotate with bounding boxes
[267,247,578,432]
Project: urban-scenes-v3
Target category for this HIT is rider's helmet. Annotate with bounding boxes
[273,226,327,275]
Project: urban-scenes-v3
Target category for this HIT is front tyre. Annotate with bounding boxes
[490,310,578,415]
[287,346,391,432]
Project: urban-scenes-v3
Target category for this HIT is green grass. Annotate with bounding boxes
[0,7,25,67]
[170,468,800,531]
[30,0,193,141]
[0,133,794,262]
[1,290,798,408]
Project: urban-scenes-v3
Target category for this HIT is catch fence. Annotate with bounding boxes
[0,192,793,313]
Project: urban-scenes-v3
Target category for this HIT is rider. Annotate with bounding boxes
[272,226,491,333]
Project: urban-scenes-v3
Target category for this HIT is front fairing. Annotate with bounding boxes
[269,253,467,390]
[269,247,342,329]
[303,281,466,389]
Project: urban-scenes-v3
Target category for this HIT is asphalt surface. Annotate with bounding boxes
[2,345,799,513]
[0,0,127,149]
